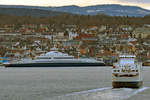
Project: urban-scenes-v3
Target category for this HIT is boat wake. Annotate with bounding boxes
[49,87,149,100]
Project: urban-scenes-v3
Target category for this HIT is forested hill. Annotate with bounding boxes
[0,4,150,17]
[0,8,68,17]
[0,14,150,27]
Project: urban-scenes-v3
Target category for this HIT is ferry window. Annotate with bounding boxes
[37,57,51,59]
[54,57,74,59]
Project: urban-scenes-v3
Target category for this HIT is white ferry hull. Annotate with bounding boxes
[5,58,105,67]
[5,62,105,67]
[112,73,143,88]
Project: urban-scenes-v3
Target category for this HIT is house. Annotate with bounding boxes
[132,27,150,38]
[99,25,107,32]
[64,40,79,47]
[120,25,133,31]
[68,31,77,40]
[75,34,97,41]
[147,52,150,58]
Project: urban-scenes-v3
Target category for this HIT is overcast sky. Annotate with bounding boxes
[0,0,150,10]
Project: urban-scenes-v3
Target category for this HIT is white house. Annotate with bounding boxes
[69,31,78,40]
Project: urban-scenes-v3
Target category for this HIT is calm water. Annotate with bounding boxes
[0,67,150,100]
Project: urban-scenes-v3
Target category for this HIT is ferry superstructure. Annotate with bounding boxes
[112,55,143,88]
[4,47,105,67]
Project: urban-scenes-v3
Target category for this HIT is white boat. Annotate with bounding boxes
[112,54,143,88]
[4,46,105,67]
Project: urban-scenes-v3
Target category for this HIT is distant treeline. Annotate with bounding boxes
[0,14,150,27]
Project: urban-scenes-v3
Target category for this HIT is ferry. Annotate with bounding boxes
[112,54,143,88]
[4,47,105,67]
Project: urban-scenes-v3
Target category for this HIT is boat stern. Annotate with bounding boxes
[112,81,143,88]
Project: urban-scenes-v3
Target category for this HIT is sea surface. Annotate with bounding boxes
[0,66,150,100]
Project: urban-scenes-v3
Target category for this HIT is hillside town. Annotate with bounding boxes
[0,24,150,65]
